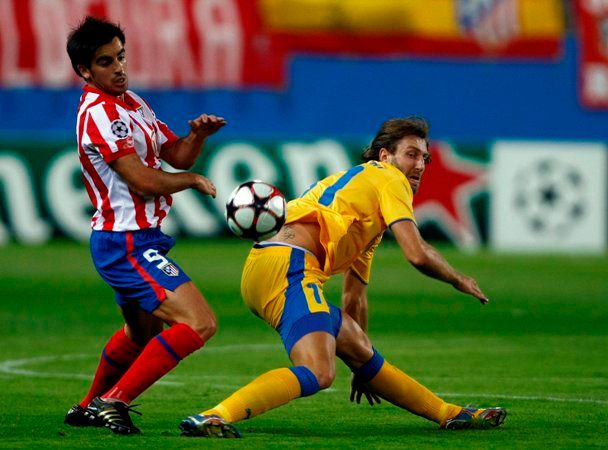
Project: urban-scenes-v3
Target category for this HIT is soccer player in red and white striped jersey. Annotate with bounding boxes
[64,16,225,434]
[77,86,177,231]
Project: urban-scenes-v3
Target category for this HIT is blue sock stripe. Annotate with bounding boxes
[352,348,385,382]
[155,335,181,363]
[289,366,320,397]
[101,348,127,369]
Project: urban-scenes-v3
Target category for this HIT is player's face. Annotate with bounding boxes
[79,37,128,97]
[380,136,429,194]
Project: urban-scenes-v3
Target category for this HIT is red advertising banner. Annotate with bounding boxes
[0,0,285,88]
[0,0,563,89]
[576,0,608,109]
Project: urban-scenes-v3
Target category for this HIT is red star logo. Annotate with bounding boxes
[413,142,487,248]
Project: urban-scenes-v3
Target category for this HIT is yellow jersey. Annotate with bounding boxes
[286,161,416,283]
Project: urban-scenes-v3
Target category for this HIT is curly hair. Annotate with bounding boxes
[361,116,429,162]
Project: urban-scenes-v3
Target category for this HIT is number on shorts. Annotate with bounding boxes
[307,283,324,305]
[143,249,169,269]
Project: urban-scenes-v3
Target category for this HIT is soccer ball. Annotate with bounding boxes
[225,180,287,241]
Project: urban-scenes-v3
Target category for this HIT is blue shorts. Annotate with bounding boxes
[90,228,190,313]
[241,243,343,355]
[279,290,343,356]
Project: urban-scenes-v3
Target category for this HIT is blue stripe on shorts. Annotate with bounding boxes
[277,248,343,355]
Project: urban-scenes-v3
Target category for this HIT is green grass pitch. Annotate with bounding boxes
[0,239,607,449]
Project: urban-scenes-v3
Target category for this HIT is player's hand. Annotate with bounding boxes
[188,114,226,137]
[453,275,489,305]
[192,174,217,198]
[350,374,381,406]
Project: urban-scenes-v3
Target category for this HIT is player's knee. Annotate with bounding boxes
[312,366,336,390]
[189,314,217,341]
[316,372,335,390]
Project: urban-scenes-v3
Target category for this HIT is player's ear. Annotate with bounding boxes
[78,65,91,81]
[378,148,391,162]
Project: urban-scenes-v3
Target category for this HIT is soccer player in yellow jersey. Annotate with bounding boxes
[180,117,507,438]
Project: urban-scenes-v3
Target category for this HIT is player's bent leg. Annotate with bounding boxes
[180,332,335,438]
[180,246,339,437]
[363,353,463,426]
[180,367,301,438]
[102,315,206,404]
[203,332,333,423]
[86,283,211,435]
[65,325,145,427]
[364,357,507,429]
[336,312,462,426]
[153,281,217,341]
[336,314,507,429]
[88,322,204,434]
[114,281,215,401]
[289,331,337,389]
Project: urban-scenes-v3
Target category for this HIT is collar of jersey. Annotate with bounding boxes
[82,85,142,112]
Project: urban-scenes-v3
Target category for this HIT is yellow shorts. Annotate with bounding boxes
[241,243,342,354]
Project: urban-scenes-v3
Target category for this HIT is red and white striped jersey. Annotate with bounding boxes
[76,85,179,231]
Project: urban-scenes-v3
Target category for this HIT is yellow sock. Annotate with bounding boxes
[202,368,302,423]
[368,361,461,425]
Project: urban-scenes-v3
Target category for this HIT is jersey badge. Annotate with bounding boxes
[160,262,180,277]
[111,120,129,139]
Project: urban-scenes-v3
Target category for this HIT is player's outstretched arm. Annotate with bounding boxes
[391,220,489,304]
[111,153,216,197]
[161,114,227,170]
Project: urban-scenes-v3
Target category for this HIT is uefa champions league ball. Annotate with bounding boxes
[225,180,287,241]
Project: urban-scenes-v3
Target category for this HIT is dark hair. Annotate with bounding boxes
[361,116,429,162]
[66,16,125,78]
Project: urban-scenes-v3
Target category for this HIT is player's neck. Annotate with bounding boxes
[86,82,126,101]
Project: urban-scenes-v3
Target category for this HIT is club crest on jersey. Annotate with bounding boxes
[111,120,129,139]
[116,136,135,152]
[160,262,179,277]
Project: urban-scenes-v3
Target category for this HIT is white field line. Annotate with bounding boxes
[1,347,607,406]
[435,392,608,405]
[0,354,184,385]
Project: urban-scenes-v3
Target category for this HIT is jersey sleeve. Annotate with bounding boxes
[350,233,382,284]
[379,178,416,227]
[86,102,136,164]
[156,118,179,152]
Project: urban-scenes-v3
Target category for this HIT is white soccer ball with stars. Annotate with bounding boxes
[225,180,287,241]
